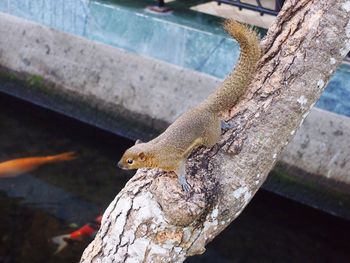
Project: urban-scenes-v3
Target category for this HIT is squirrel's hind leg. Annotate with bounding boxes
[203,120,221,147]
[176,161,190,192]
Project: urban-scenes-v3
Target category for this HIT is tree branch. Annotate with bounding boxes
[80,1,350,262]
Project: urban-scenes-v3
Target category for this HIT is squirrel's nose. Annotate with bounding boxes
[117,160,124,169]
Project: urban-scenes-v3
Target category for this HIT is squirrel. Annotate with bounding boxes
[118,20,262,191]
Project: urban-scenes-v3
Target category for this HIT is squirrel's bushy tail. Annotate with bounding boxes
[204,20,262,113]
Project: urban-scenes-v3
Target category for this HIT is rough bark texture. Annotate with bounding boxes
[81,1,350,262]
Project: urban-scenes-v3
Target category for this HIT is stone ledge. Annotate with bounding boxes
[0,12,220,139]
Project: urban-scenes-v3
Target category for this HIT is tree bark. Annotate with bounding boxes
[81,1,350,262]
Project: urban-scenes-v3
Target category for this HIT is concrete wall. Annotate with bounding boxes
[281,108,350,187]
[0,12,220,138]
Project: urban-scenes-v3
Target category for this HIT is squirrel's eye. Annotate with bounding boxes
[127,159,133,164]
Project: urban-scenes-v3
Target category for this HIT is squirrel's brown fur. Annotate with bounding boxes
[118,20,262,191]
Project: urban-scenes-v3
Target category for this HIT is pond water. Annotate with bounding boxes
[0,92,350,263]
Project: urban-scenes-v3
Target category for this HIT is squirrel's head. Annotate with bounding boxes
[118,140,149,170]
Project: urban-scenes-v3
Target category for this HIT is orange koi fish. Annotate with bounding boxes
[0,152,77,178]
[52,215,102,254]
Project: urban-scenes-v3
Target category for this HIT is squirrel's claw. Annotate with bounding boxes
[176,162,190,192]
[178,174,191,192]
[221,120,235,130]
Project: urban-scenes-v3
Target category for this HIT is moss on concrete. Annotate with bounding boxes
[0,67,160,141]
[0,68,47,92]
[0,68,22,83]
[27,74,45,88]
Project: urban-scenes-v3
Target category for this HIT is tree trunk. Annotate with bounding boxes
[80,1,350,262]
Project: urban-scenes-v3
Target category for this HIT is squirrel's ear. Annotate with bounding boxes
[138,152,146,161]
[135,139,143,145]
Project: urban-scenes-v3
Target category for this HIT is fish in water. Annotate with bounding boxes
[52,214,102,254]
[0,152,77,178]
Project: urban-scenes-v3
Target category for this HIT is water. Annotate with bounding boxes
[316,64,350,117]
[1,92,350,262]
[0,92,133,262]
